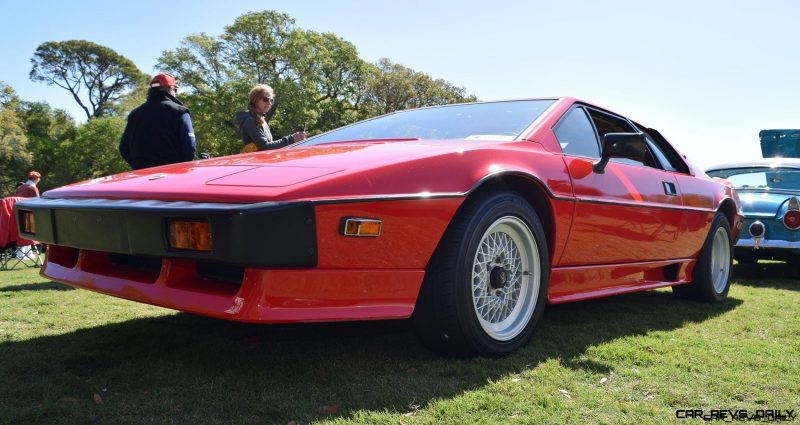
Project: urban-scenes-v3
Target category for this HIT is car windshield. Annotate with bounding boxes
[299,99,556,146]
[708,167,800,192]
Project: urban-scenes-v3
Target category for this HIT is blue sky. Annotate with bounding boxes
[2,0,798,168]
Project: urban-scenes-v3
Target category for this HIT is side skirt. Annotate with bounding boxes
[548,258,695,304]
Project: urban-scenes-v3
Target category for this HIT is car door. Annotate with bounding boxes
[554,105,685,265]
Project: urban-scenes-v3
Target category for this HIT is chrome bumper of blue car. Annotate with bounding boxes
[737,238,800,250]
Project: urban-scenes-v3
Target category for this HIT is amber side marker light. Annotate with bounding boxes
[19,210,35,235]
[342,218,382,237]
[168,219,212,251]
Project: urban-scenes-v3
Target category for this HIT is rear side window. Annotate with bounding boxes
[553,107,600,158]
[589,109,653,167]
[634,124,691,174]
[586,108,637,139]
[645,134,678,172]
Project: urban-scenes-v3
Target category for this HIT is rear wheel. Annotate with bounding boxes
[673,212,733,302]
[412,191,549,357]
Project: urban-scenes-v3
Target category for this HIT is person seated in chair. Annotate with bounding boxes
[14,171,41,198]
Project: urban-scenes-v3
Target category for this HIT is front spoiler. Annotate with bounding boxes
[14,197,317,267]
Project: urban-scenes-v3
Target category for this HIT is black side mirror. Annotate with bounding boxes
[592,132,647,174]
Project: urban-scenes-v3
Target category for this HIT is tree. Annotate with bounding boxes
[361,58,478,116]
[157,11,369,155]
[55,116,128,185]
[158,33,250,156]
[30,40,147,120]
[157,10,476,156]
[17,101,77,190]
[0,82,32,195]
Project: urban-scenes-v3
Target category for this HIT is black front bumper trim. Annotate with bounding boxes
[15,197,317,268]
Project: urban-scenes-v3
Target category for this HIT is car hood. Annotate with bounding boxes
[738,191,800,218]
[43,139,516,203]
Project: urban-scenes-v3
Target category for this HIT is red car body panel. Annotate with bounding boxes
[18,97,743,323]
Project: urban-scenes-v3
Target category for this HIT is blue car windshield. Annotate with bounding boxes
[299,100,556,146]
[708,167,800,192]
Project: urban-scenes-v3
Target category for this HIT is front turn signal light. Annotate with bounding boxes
[342,218,382,237]
[168,219,212,251]
[19,210,36,235]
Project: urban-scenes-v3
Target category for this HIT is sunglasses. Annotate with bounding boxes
[262,96,274,103]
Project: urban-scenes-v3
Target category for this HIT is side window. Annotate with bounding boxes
[645,135,677,172]
[553,107,600,158]
[586,108,659,169]
[635,124,691,174]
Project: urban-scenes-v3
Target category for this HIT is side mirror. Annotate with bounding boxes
[592,132,647,174]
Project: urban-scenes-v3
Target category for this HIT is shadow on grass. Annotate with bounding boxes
[732,261,800,290]
[0,290,742,424]
[0,281,75,292]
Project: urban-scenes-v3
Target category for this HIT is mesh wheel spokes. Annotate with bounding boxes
[472,232,523,322]
[471,216,540,342]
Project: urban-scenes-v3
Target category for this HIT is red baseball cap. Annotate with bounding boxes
[150,72,177,88]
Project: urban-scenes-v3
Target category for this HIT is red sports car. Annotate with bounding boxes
[15,98,743,356]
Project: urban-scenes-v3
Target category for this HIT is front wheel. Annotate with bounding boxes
[412,191,549,357]
[673,212,733,302]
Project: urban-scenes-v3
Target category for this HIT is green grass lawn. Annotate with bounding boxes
[1,263,798,424]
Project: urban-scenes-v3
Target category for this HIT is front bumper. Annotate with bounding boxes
[14,196,437,323]
[14,197,317,267]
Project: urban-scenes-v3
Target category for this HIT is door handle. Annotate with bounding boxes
[662,181,677,196]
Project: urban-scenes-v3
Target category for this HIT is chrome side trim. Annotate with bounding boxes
[312,171,576,205]
[576,197,714,213]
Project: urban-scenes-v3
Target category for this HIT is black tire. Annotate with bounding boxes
[412,191,549,357]
[673,212,733,302]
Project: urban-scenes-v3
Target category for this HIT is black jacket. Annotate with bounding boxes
[120,92,195,170]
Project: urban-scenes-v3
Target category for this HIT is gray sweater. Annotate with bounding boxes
[235,111,293,150]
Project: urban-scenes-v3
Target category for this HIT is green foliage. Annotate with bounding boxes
[0,82,32,195]
[157,33,249,156]
[362,58,478,116]
[11,89,122,190]
[30,40,147,120]
[111,74,150,117]
[18,10,477,183]
[157,10,475,156]
[17,101,78,191]
[55,116,128,185]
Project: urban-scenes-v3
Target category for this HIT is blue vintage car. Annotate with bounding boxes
[707,159,800,265]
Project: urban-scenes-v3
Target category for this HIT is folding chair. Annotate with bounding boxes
[0,196,43,271]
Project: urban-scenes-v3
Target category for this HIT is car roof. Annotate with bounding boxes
[706,158,800,172]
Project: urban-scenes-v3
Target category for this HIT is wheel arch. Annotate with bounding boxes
[717,197,738,229]
[461,172,556,264]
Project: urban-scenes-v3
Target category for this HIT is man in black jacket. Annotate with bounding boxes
[119,73,196,170]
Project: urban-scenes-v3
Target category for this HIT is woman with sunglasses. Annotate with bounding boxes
[236,84,306,153]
